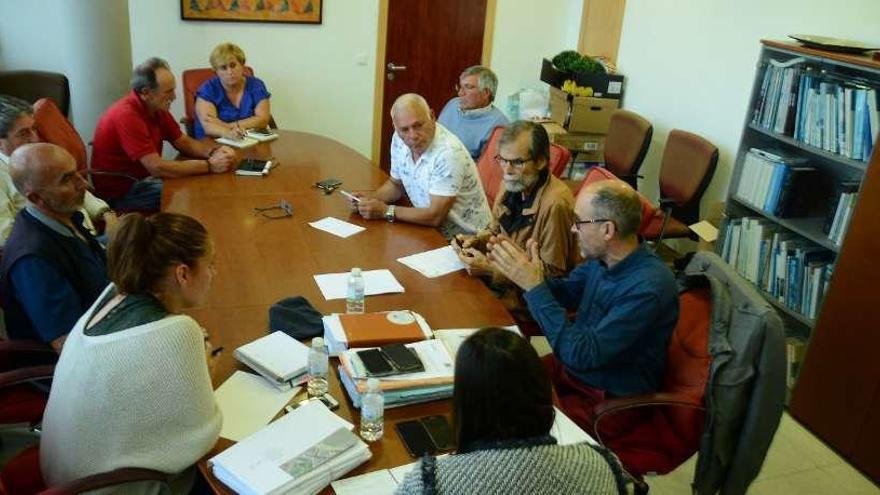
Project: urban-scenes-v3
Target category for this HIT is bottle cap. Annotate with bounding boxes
[351,267,362,275]
[367,378,380,391]
[312,337,324,348]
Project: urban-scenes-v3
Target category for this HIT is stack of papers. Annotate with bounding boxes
[210,400,371,495]
[337,340,454,409]
[216,136,260,149]
[434,326,522,358]
[551,406,598,446]
[313,269,404,301]
[397,245,466,278]
[308,217,365,238]
[214,371,300,441]
[234,332,311,390]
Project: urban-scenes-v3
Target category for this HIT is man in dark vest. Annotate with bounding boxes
[2,143,108,351]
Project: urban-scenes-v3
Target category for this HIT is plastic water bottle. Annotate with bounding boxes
[307,337,328,398]
[360,378,384,442]
[346,267,365,314]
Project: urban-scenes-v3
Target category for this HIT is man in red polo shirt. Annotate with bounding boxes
[91,57,238,211]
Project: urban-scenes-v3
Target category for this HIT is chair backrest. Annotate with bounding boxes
[0,71,70,118]
[576,166,660,235]
[181,66,256,136]
[658,129,718,225]
[476,125,570,206]
[32,98,88,172]
[664,285,712,399]
[603,110,653,190]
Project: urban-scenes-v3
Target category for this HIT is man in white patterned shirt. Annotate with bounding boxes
[350,93,491,239]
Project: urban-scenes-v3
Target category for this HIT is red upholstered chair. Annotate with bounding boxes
[603,110,653,190]
[476,126,571,206]
[181,67,276,137]
[640,130,718,244]
[576,166,662,236]
[0,340,56,430]
[32,98,87,173]
[0,445,168,495]
[591,284,713,493]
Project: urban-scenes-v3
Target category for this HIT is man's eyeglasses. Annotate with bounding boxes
[494,155,533,169]
[455,83,479,93]
[574,218,612,229]
[253,200,293,219]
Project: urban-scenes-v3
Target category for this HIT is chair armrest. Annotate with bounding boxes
[592,392,705,446]
[0,365,55,388]
[0,340,57,371]
[40,467,169,495]
[0,340,56,355]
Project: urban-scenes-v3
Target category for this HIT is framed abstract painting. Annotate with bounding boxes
[181,0,322,25]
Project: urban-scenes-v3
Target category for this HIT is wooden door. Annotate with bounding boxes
[378,0,488,171]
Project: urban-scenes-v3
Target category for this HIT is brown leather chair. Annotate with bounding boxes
[181,66,276,137]
[0,445,168,495]
[0,71,70,119]
[603,110,653,190]
[641,129,718,244]
[476,126,573,207]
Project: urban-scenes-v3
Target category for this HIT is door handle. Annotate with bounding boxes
[387,63,407,72]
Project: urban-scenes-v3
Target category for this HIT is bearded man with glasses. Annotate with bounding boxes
[487,179,679,431]
[452,120,578,323]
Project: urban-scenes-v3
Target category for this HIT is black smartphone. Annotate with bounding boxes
[356,348,395,377]
[380,343,424,373]
[395,420,436,457]
[421,415,454,451]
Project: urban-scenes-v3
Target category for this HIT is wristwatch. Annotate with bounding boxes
[384,205,396,223]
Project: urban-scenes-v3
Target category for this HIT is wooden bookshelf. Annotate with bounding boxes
[726,40,880,484]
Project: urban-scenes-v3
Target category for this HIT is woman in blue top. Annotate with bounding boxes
[194,42,271,139]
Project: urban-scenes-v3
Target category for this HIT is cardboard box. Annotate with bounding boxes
[552,132,605,163]
[539,121,567,142]
[540,58,625,99]
[548,87,619,134]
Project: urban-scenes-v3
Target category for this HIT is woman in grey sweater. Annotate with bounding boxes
[396,327,627,495]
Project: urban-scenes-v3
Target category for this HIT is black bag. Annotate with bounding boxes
[269,296,323,339]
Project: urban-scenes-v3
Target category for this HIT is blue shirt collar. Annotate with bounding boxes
[25,204,77,238]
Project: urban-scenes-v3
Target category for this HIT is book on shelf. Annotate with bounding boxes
[785,337,808,390]
[233,331,310,391]
[735,148,828,218]
[721,216,834,320]
[752,58,879,162]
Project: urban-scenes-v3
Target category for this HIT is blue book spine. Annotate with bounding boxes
[764,162,786,212]
[853,89,867,160]
[787,255,799,310]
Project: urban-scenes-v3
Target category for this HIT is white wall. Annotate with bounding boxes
[0,0,132,143]
[128,0,380,157]
[617,0,880,210]
[491,0,584,117]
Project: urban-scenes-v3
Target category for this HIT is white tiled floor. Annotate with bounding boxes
[646,413,880,494]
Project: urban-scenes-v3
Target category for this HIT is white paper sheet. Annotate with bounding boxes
[689,220,719,242]
[309,217,366,238]
[551,406,598,446]
[434,326,522,358]
[388,462,418,483]
[313,269,405,300]
[331,469,398,495]
[214,371,299,441]
[397,245,466,278]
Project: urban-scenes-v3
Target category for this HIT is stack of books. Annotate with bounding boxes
[752,58,879,162]
[337,339,454,408]
[234,331,311,391]
[322,310,433,355]
[721,217,833,319]
[210,400,371,495]
[735,148,824,217]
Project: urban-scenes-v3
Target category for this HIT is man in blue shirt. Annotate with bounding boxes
[1,143,108,351]
[488,180,678,403]
[437,66,509,160]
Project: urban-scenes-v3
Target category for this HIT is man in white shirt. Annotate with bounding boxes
[351,93,492,239]
[0,95,117,247]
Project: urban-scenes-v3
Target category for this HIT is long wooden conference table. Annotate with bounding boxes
[162,130,514,494]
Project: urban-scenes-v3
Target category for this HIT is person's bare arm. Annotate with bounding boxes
[232,99,271,131]
[358,192,455,228]
[195,98,242,139]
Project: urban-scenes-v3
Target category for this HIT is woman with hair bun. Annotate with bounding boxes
[40,212,222,494]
